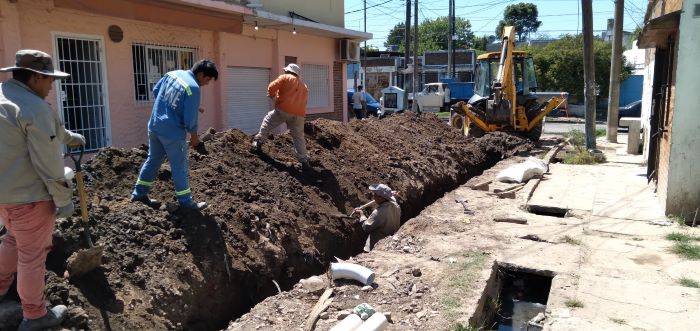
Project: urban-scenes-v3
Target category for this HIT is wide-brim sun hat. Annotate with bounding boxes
[283,63,301,76]
[0,49,69,78]
[369,184,393,200]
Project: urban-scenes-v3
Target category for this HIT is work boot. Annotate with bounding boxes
[131,194,161,209]
[180,201,208,211]
[18,305,68,331]
[252,140,263,153]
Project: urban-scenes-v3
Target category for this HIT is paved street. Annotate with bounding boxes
[543,119,608,135]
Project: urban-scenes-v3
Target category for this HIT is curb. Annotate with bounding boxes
[520,141,565,208]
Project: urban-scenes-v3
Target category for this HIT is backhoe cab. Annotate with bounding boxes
[450,26,566,141]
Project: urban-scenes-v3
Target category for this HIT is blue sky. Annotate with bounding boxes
[344,0,647,49]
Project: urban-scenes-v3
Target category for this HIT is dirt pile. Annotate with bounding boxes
[36,113,531,330]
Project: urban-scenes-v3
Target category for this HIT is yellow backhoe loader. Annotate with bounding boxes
[450,26,567,141]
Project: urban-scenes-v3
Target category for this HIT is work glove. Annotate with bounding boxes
[67,132,86,147]
[194,141,208,155]
[56,201,75,219]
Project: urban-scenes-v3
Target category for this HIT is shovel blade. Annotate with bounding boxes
[66,246,104,279]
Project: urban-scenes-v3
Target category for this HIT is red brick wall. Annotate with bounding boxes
[306,61,344,122]
[656,33,679,212]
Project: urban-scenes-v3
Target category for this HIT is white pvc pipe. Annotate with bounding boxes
[355,313,389,331]
[329,314,363,331]
[330,262,375,285]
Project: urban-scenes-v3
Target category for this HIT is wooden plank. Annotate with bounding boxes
[304,288,334,331]
[469,180,492,191]
[493,217,528,224]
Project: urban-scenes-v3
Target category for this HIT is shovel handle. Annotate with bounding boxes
[68,146,89,226]
[75,170,90,226]
[68,145,84,171]
[349,200,376,217]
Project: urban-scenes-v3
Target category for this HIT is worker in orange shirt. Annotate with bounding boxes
[252,63,310,169]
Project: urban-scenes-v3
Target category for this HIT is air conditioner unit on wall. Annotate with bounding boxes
[339,39,360,62]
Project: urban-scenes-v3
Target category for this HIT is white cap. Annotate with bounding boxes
[283,63,301,76]
[369,184,393,200]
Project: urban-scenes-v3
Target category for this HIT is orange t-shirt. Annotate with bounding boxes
[267,73,309,116]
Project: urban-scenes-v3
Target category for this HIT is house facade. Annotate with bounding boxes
[0,0,369,150]
[638,0,700,218]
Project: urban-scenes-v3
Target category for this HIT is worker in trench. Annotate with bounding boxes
[251,63,311,170]
[354,184,401,251]
[131,59,218,211]
[0,49,86,330]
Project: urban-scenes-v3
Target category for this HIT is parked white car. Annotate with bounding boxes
[414,83,451,112]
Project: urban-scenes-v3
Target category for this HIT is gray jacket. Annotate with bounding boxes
[360,199,401,251]
[0,79,83,206]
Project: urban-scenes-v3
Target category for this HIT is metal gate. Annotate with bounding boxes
[227,67,271,133]
[55,36,110,151]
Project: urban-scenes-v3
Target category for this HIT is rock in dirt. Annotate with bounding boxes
[299,275,327,294]
[411,268,422,277]
[336,310,352,320]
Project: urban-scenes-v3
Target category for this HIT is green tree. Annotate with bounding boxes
[383,17,474,53]
[524,34,633,100]
[627,26,642,49]
[384,22,405,50]
[496,3,542,41]
[473,35,490,51]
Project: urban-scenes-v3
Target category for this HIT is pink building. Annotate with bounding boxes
[0,0,369,150]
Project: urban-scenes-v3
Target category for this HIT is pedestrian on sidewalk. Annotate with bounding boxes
[354,184,401,251]
[131,59,218,211]
[352,85,367,119]
[252,64,311,169]
[0,49,85,330]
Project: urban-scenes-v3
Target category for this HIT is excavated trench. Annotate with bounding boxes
[32,114,532,331]
[471,262,555,330]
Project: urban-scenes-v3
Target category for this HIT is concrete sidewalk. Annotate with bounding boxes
[518,136,700,330]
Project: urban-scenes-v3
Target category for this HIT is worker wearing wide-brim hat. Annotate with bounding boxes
[355,184,401,251]
[0,49,85,330]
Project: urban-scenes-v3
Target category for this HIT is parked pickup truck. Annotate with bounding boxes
[411,80,474,112]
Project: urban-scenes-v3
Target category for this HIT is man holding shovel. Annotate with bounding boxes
[0,49,84,330]
[354,184,401,251]
[131,59,218,211]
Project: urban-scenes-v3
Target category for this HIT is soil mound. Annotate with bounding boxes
[37,113,531,330]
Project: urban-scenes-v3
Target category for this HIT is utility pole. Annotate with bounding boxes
[363,0,367,88]
[412,0,419,113]
[606,0,624,143]
[447,0,453,78]
[404,0,411,111]
[451,0,456,77]
[582,0,596,149]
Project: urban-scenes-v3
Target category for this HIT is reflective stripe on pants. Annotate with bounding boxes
[132,132,193,204]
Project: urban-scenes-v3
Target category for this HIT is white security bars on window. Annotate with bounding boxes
[55,37,109,152]
[302,64,330,108]
[132,42,198,102]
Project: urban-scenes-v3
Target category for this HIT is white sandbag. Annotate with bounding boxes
[496,157,548,183]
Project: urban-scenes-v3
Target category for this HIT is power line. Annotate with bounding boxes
[345,0,396,14]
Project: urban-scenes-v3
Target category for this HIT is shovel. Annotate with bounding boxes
[65,146,104,278]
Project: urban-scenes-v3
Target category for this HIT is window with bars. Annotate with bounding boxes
[132,43,197,102]
[302,64,330,108]
[55,36,109,152]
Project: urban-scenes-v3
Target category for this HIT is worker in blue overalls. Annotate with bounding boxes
[131,59,218,211]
